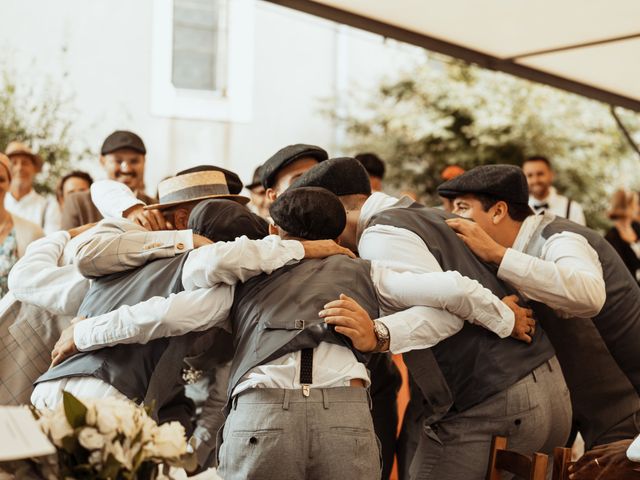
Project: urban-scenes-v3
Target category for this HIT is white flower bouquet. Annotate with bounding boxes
[3,391,187,479]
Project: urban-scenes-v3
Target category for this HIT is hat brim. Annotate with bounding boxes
[7,151,43,169]
[144,193,250,210]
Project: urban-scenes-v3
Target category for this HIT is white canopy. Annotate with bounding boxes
[266,0,640,111]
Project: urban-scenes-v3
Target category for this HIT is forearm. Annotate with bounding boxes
[498,244,606,317]
[182,235,304,290]
[8,232,89,314]
[91,180,144,218]
[377,306,464,354]
[373,265,514,338]
[73,286,233,350]
[75,221,193,278]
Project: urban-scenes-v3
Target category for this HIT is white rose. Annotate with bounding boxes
[115,407,137,437]
[105,440,133,471]
[95,408,118,435]
[88,450,102,465]
[78,427,105,450]
[85,404,97,426]
[148,422,187,458]
[48,411,73,447]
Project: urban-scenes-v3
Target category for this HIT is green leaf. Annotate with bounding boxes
[62,391,87,429]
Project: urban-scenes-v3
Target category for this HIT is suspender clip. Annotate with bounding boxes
[302,384,310,397]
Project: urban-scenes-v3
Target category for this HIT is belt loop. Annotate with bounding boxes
[283,389,290,410]
[366,387,373,411]
[322,389,329,409]
[547,359,554,372]
[232,395,239,410]
[532,369,538,383]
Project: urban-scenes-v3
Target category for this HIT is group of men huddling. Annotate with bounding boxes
[6,130,640,480]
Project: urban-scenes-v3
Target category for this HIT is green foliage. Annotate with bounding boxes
[335,55,640,229]
[63,390,88,429]
[0,71,88,195]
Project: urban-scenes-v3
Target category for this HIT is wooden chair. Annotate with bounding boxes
[552,446,572,480]
[486,436,549,480]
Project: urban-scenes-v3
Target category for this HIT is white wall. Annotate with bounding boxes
[0,0,423,195]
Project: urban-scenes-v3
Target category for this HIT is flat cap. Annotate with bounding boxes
[246,165,263,190]
[101,130,146,155]
[270,186,346,240]
[189,199,268,242]
[355,152,385,179]
[288,157,372,197]
[437,164,529,204]
[261,144,328,189]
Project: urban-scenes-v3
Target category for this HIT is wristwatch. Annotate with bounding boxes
[372,320,390,352]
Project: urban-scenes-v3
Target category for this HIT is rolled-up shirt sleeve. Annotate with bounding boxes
[498,231,606,318]
[73,286,234,350]
[90,180,144,218]
[182,235,305,290]
[371,263,514,339]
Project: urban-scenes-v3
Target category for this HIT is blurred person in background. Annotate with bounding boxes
[356,152,386,192]
[246,165,269,219]
[523,155,586,225]
[0,153,43,296]
[56,170,93,210]
[439,165,465,212]
[4,141,61,234]
[605,188,640,284]
[61,130,156,229]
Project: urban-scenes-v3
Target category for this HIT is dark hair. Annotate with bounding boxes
[56,170,94,201]
[473,193,533,222]
[355,153,385,179]
[523,155,552,169]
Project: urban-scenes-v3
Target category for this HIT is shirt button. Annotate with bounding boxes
[176,242,185,250]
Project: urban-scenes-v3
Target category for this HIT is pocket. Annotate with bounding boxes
[219,428,286,479]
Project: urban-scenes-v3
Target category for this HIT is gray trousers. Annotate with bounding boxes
[409,356,572,480]
[217,387,381,480]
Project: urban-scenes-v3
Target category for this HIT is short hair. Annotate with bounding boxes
[56,170,94,201]
[472,193,534,222]
[355,153,385,179]
[523,155,552,169]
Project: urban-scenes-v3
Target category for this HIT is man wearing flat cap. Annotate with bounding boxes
[4,141,61,234]
[355,152,386,193]
[440,164,640,452]
[61,130,158,230]
[246,165,269,219]
[292,157,570,479]
[260,143,328,209]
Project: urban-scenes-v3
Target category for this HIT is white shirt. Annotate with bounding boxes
[90,180,145,219]
[5,189,61,235]
[497,213,606,318]
[358,192,514,354]
[529,186,586,226]
[627,435,640,462]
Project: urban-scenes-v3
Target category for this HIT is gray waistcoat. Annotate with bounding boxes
[35,254,193,406]
[227,256,379,398]
[524,213,640,446]
[367,203,555,422]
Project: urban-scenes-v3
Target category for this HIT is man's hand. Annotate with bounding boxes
[301,240,356,260]
[124,205,171,231]
[445,218,507,264]
[193,233,213,248]
[67,222,97,239]
[319,294,378,352]
[50,316,85,367]
[502,295,535,344]
[569,439,640,479]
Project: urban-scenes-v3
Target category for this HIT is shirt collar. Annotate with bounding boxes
[529,186,557,207]
[357,192,404,242]
[512,214,545,252]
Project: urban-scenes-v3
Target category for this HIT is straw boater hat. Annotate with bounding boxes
[5,141,44,170]
[145,169,249,210]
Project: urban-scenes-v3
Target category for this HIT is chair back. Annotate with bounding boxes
[486,436,549,480]
[552,446,572,480]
